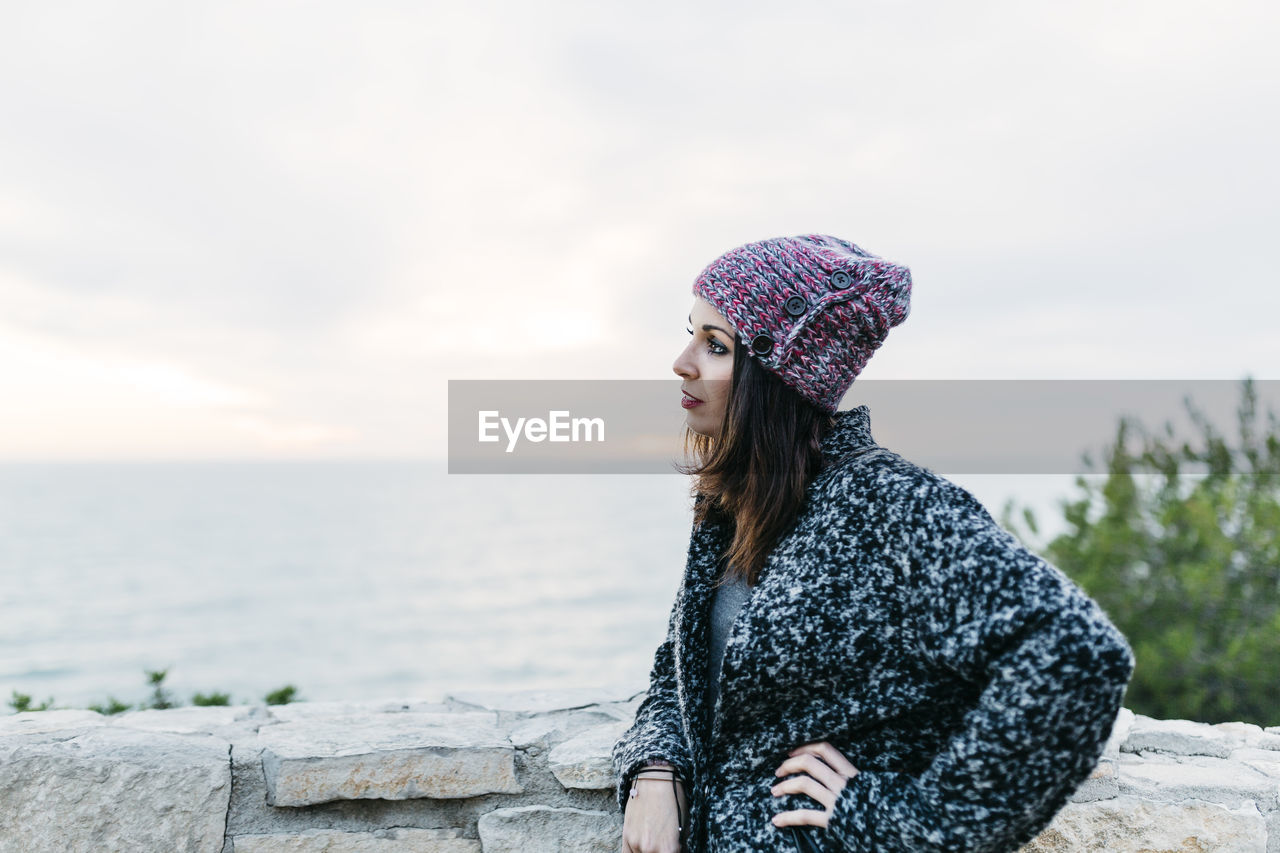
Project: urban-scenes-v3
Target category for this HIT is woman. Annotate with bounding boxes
[612,234,1135,853]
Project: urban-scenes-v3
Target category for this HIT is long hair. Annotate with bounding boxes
[675,341,837,588]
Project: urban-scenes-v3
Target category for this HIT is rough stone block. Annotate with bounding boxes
[1117,752,1278,810]
[1122,714,1235,758]
[257,711,521,806]
[592,693,646,724]
[110,705,258,733]
[1208,722,1280,753]
[0,709,106,735]
[0,727,231,853]
[445,685,644,715]
[266,698,448,723]
[477,805,621,853]
[548,721,630,790]
[1228,748,1280,783]
[507,709,620,754]
[1069,756,1119,803]
[1103,707,1134,758]
[1020,795,1266,852]
[231,827,479,852]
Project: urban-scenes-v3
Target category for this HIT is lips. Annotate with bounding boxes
[683,390,703,402]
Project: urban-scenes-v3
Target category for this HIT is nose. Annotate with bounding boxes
[672,341,696,379]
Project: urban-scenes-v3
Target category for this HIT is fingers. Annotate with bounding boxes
[773,751,847,795]
[770,770,837,810]
[771,806,830,829]
[769,740,860,833]
[785,741,860,779]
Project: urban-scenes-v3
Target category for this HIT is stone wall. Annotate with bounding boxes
[1,685,1277,852]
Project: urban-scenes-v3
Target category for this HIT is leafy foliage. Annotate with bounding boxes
[8,690,54,713]
[7,668,301,714]
[264,684,299,706]
[1003,377,1280,725]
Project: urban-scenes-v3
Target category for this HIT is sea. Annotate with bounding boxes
[0,461,1079,711]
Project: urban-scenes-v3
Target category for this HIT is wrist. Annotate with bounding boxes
[629,758,683,789]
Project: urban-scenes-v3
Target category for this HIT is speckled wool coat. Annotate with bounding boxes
[611,405,1135,853]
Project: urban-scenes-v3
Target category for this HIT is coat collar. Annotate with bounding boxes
[819,404,878,469]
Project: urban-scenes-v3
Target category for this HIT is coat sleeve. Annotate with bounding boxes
[825,478,1135,853]
[611,579,695,815]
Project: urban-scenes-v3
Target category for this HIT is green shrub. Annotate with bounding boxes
[1002,376,1279,725]
[7,669,305,714]
[8,690,54,713]
[264,684,299,705]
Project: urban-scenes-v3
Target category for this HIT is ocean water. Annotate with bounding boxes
[0,462,696,710]
[0,461,1077,712]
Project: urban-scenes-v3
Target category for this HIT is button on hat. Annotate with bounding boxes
[784,295,808,317]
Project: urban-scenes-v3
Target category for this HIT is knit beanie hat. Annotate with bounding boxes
[691,234,912,414]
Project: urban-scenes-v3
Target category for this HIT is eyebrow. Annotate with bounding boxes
[689,314,733,337]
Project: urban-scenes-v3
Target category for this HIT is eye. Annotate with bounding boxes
[688,326,729,355]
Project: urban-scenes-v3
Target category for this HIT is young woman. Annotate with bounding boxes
[612,234,1135,853]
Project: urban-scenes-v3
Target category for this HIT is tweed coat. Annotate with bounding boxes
[611,404,1135,853]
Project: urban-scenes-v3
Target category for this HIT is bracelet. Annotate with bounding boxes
[634,768,683,781]
[627,769,687,837]
[628,766,686,793]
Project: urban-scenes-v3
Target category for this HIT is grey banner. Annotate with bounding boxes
[447,379,1276,474]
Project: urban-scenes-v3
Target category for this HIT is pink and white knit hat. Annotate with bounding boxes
[691,234,912,414]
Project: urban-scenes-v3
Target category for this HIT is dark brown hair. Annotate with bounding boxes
[675,340,837,588]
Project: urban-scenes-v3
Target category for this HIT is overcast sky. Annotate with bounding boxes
[1,0,1276,461]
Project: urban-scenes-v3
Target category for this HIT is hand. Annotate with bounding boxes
[621,774,688,853]
[769,741,860,830]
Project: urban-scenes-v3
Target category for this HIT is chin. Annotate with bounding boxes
[685,411,719,438]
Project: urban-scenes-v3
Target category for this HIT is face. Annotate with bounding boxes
[673,296,736,437]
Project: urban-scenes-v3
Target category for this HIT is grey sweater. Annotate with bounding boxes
[704,564,753,735]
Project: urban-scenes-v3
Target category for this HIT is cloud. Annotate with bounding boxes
[0,0,1276,458]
